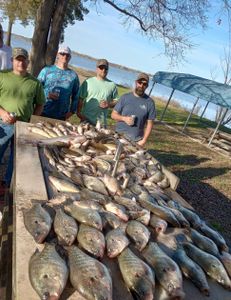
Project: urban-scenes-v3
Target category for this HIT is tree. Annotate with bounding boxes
[0,0,40,45]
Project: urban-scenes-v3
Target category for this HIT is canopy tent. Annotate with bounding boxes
[151,71,231,146]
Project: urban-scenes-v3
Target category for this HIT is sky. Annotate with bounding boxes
[0,2,230,82]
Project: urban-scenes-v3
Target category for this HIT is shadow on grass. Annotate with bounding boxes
[174,166,230,181]
[148,149,209,167]
[176,178,231,244]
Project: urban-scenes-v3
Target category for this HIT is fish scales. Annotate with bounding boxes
[173,247,210,296]
[23,203,52,244]
[54,208,78,246]
[118,247,155,300]
[29,244,68,299]
[77,224,105,258]
[68,246,113,300]
[183,242,231,289]
[142,242,185,299]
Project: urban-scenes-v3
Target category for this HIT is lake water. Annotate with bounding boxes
[10,34,219,122]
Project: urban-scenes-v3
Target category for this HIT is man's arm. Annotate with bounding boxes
[33,104,44,116]
[66,75,80,120]
[111,109,134,126]
[137,120,154,147]
[76,97,86,121]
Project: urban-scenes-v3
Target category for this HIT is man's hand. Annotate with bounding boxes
[123,116,135,126]
[77,112,86,122]
[99,100,109,109]
[65,112,73,120]
[48,92,59,100]
[137,138,146,147]
[0,110,16,124]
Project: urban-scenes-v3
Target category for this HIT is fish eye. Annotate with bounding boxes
[42,292,50,300]
[43,274,48,279]
[34,220,38,224]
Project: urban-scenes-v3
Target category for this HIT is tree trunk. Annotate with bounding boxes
[5,19,13,46]
[45,0,70,66]
[29,0,56,77]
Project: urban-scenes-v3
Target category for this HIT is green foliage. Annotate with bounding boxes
[0,0,40,23]
[60,0,89,41]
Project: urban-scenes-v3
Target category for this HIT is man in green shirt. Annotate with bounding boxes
[77,59,118,127]
[0,48,45,194]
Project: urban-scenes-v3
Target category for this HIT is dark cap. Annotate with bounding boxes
[136,72,149,82]
[97,59,109,67]
[13,47,29,59]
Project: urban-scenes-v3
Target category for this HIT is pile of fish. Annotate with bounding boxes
[22,121,231,300]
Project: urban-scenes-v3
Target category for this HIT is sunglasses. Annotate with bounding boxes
[98,65,108,71]
[59,53,70,57]
[137,80,148,87]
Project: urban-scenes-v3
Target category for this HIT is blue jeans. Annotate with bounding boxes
[0,122,14,187]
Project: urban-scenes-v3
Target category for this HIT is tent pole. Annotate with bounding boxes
[182,97,200,133]
[160,89,175,121]
[148,82,155,96]
[208,108,228,146]
[200,101,209,120]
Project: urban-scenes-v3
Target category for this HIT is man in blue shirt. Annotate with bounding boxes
[38,44,79,120]
[111,73,156,147]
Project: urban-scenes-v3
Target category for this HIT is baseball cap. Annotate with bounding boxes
[96,59,109,67]
[136,73,149,82]
[58,44,71,55]
[12,48,29,59]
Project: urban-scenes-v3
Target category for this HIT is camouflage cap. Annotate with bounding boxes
[12,47,29,59]
[136,72,149,83]
[96,58,109,67]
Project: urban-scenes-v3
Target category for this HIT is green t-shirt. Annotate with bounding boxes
[79,76,118,125]
[0,71,45,122]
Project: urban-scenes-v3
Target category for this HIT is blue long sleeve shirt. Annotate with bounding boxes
[38,65,79,120]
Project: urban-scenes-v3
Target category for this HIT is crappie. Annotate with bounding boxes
[54,208,78,246]
[70,169,84,186]
[74,200,104,211]
[200,222,229,252]
[168,201,201,229]
[23,203,52,243]
[106,227,130,258]
[135,209,151,226]
[183,242,231,289]
[149,215,168,234]
[68,246,113,300]
[102,174,123,196]
[188,228,219,257]
[64,202,102,230]
[219,251,231,277]
[79,188,109,205]
[105,202,129,222]
[29,244,68,299]
[48,175,80,193]
[142,242,184,299]
[126,220,150,251]
[138,199,180,227]
[114,195,141,212]
[100,211,122,229]
[77,224,105,258]
[83,174,108,195]
[173,247,210,296]
[118,248,155,300]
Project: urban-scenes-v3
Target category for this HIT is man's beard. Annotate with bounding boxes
[135,87,145,97]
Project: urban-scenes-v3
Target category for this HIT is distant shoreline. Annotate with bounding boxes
[11,33,150,75]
